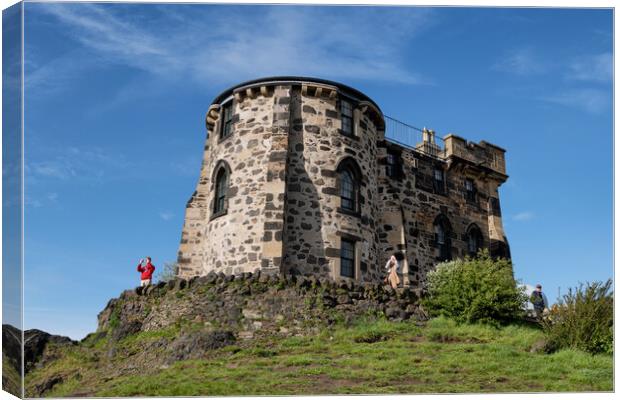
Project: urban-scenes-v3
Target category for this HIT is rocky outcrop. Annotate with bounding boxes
[2,324,76,397]
[24,329,76,373]
[98,272,426,343]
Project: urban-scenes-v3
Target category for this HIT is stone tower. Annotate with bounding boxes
[177,77,509,287]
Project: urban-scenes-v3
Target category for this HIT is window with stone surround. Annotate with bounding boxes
[465,178,476,202]
[386,152,401,178]
[466,224,483,256]
[219,101,233,140]
[433,215,452,261]
[337,158,362,215]
[213,167,228,215]
[340,99,354,136]
[340,239,356,278]
[340,169,356,211]
[433,167,445,195]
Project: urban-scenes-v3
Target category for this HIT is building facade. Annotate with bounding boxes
[177,77,510,287]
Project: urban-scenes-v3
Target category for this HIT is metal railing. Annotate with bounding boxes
[384,116,445,158]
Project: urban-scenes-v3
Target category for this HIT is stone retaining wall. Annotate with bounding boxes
[97,271,426,342]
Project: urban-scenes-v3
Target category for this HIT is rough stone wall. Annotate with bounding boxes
[178,88,279,277]
[281,86,381,282]
[177,78,509,287]
[375,140,508,287]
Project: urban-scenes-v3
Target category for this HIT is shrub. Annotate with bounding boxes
[156,261,178,283]
[542,279,613,355]
[422,250,527,326]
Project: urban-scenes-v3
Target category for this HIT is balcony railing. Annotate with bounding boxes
[384,116,444,158]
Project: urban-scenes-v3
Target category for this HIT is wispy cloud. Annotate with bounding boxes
[169,157,201,177]
[30,3,435,96]
[541,88,611,114]
[27,145,129,183]
[512,211,534,221]
[159,211,174,221]
[566,53,612,83]
[492,48,546,76]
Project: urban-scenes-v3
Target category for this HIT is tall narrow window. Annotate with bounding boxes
[386,152,400,178]
[220,102,233,139]
[466,224,483,256]
[340,99,353,136]
[465,179,476,202]
[434,215,452,261]
[340,169,356,211]
[340,239,356,278]
[433,167,445,194]
[213,168,228,215]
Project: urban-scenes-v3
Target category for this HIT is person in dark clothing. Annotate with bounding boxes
[530,284,548,319]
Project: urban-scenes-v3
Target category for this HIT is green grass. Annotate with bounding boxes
[3,354,21,397]
[27,317,613,396]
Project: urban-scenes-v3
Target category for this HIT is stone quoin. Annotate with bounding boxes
[176,76,510,287]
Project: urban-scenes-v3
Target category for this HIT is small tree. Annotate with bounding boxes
[542,279,613,354]
[423,250,527,326]
[155,261,179,283]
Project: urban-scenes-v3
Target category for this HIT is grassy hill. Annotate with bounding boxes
[25,316,612,396]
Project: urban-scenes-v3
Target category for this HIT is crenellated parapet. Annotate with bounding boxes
[443,134,507,179]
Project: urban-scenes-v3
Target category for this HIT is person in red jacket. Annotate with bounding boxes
[137,257,156,287]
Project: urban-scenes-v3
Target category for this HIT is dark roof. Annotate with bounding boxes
[211,76,382,113]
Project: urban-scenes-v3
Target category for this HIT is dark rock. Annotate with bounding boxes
[188,276,199,288]
[337,294,352,305]
[195,276,210,286]
[111,319,142,342]
[34,374,63,395]
[23,329,75,373]
[174,279,187,291]
[206,271,218,284]
[2,324,21,379]
[168,330,236,362]
[385,307,402,319]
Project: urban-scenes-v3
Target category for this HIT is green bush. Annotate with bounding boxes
[543,279,613,355]
[422,250,527,326]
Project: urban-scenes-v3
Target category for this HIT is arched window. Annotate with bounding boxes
[466,224,483,256]
[337,158,362,213]
[213,167,229,215]
[340,169,356,211]
[433,215,452,261]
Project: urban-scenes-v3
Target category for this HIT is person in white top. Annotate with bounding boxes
[384,255,400,289]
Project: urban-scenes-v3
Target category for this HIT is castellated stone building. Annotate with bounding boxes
[177,77,510,287]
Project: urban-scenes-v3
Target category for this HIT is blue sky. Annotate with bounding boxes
[19,3,612,339]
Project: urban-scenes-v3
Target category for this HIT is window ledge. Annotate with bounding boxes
[337,129,360,141]
[217,133,234,145]
[210,209,228,221]
[337,207,361,218]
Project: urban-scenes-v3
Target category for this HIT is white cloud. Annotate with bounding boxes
[492,48,546,76]
[541,88,611,114]
[512,211,534,221]
[159,211,174,221]
[30,3,435,94]
[566,53,612,83]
